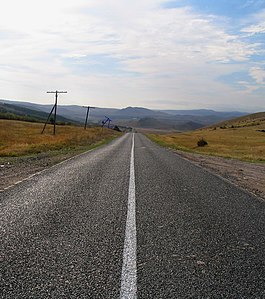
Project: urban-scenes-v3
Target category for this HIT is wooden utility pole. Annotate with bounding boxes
[41,90,67,135]
[83,106,95,129]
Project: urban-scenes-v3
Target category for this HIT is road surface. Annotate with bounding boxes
[1,133,264,298]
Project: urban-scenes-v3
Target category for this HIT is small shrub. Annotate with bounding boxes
[197,138,208,147]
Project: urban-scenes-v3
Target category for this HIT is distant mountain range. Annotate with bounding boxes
[0,99,247,131]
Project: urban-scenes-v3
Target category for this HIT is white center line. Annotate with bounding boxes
[120,133,137,299]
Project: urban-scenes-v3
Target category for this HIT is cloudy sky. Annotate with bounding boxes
[0,0,264,111]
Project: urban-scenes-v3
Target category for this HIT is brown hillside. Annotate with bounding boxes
[210,112,265,129]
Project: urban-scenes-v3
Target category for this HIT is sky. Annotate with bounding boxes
[0,0,264,111]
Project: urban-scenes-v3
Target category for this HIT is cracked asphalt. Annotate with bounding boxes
[1,133,264,298]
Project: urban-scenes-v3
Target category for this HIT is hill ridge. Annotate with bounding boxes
[1,99,249,131]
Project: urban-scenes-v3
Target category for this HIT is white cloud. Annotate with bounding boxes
[249,67,265,84]
[0,0,263,111]
[242,23,265,35]
[241,9,265,35]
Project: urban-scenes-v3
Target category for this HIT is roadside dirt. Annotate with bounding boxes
[175,150,265,200]
[0,152,78,191]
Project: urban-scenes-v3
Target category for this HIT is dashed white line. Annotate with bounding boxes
[120,133,137,299]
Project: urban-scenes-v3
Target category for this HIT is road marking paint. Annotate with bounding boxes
[120,133,137,299]
[14,180,23,185]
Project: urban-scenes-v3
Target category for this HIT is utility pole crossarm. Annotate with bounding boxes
[47,91,67,93]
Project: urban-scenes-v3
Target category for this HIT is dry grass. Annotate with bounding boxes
[211,112,265,129]
[148,121,265,162]
[0,119,121,157]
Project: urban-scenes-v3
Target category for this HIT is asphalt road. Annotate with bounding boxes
[1,133,264,298]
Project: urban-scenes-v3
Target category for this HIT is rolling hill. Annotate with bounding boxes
[209,112,265,129]
[0,102,78,124]
[1,99,248,131]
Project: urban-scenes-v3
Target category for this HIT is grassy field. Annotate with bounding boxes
[0,119,121,157]
[148,118,265,162]
[211,111,265,129]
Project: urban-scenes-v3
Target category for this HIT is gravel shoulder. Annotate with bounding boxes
[174,150,265,200]
[0,138,116,191]
[0,152,82,191]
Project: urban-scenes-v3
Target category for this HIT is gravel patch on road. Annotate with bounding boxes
[174,150,265,200]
